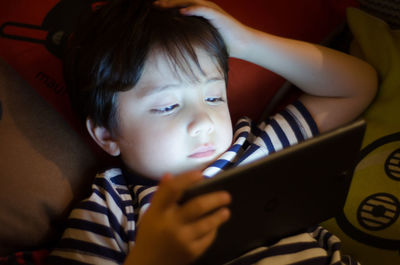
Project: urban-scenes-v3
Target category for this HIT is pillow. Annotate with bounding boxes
[358,0,400,29]
[0,0,358,255]
[322,8,400,265]
[0,58,100,255]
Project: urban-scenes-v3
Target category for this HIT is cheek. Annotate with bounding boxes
[217,109,233,141]
[134,122,187,177]
[221,124,233,149]
[129,121,183,160]
[119,128,175,178]
[146,130,179,155]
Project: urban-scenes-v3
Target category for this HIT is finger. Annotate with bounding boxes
[179,191,231,222]
[153,0,229,32]
[187,206,230,240]
[179,5,221,20]
[154,0,202,8]
[151,171,203,210]
[154,0,220,16]
[190,229,217,257]
[150,173,173,208]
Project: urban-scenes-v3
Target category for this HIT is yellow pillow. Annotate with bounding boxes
[322,7,400,265]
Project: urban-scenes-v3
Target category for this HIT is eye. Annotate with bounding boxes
[205,97,225,104]
[150,104,180,114]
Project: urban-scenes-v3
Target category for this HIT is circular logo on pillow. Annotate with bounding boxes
[357,193,400,231]
[385,149,400,181]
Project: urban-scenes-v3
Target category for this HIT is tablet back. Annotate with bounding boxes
[181,120,366,265]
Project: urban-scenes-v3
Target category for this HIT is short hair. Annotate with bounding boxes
[64,0,229,134]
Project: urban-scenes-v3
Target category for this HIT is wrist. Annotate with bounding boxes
[230,26,265,61]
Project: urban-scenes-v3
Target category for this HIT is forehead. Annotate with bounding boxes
[138,47,223,88]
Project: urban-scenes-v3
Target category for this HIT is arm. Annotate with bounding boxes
[155,0,378,133]
[237,30,378,132]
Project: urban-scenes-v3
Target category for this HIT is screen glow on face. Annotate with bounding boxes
[114,48,233,179]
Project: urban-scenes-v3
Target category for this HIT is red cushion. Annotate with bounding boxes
[0,0,358,126]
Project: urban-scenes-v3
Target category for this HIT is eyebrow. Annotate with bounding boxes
[140,76,224,97]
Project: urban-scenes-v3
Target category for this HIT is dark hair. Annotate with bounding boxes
[64,0,229,134]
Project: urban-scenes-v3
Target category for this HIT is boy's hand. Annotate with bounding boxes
[125,171,231,265]
[154,0,251,58]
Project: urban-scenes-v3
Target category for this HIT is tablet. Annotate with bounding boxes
[179,119,366,265]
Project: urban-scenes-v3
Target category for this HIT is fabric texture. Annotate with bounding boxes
[321,7,400,265]
[0,249,49,265]
[47,102,357,265]
[358,0,400,29]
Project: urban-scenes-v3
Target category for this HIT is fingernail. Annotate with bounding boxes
[221,192,232,204]
[161,172,172,182]
[221,208,231,221]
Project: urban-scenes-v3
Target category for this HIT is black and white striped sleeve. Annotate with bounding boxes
[47,169,136,265]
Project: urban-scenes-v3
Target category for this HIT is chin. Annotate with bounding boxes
[182,161,211,173]
[198,157,218,171]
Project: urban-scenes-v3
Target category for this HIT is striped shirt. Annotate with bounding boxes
[47,101,358,265]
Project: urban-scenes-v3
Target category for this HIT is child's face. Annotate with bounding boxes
[114,48,233,180]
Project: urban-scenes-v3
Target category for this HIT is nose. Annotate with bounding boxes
[187,111,214,137]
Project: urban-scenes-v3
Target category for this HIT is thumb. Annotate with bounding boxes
[179,4,228,24]
[151,171,203,210]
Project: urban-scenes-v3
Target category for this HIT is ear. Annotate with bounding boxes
[86,118,120,156]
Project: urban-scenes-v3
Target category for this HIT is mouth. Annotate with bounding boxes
[188,145,216,158]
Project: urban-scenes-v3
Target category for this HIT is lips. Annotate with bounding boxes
[188,144,216,158]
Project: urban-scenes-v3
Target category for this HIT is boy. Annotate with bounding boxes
[47,0,377,264]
